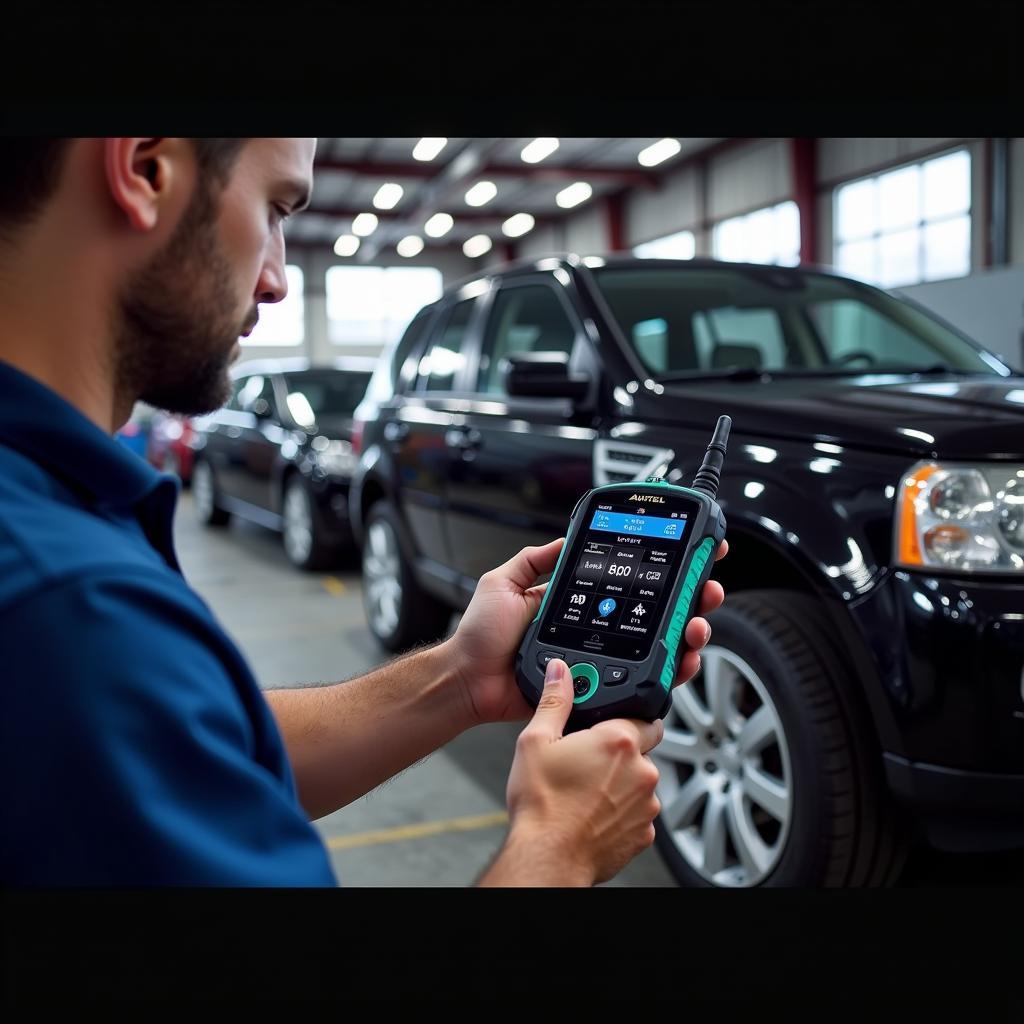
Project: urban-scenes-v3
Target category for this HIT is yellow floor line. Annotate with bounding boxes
[325,811,510,851]
[322,576,346,596]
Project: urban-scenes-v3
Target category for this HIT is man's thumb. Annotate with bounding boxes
[529,658,574,736]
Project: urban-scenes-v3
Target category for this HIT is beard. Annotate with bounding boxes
[114,177,255,416]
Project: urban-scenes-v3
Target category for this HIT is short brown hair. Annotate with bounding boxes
[0,138,248,235]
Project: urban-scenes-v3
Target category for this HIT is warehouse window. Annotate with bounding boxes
[327,266,443,346]
[712,201,800,267]
[242,265,304,346]
[633,229,696,260]
[833,149,971,288]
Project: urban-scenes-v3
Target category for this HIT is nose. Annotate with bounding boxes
[255,231,288,305]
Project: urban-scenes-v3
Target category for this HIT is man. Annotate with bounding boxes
[0,138,725,886]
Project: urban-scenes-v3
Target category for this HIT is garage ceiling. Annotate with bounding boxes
[289,137,727,261]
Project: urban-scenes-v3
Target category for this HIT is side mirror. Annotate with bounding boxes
[502,351,590,400]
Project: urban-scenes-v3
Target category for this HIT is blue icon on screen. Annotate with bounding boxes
[598,598,617,618]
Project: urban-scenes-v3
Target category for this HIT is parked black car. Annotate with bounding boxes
[350,254,1024,888]
[192,358,374,569]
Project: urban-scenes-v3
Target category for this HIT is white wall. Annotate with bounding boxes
[1012,138,1024,265]
[564,205,606,257]
[707,138,790,222]
[626,163,702,247]
[238,247,477,364]
[898,265,1024,370]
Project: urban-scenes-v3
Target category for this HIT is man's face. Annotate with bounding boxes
[115,138,315,415]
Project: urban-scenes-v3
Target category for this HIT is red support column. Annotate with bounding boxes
[791,137,817,265]
[605,191,626,252]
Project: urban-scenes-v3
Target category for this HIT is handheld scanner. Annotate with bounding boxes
[515,416,731,732]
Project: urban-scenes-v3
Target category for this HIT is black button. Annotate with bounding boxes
[603,666,630,685]
[537,649,566,672]
[573,675,592,696]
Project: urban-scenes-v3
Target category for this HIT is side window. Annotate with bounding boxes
[393,312,433,389]
[421,299,475,392]
[476,284,577,394]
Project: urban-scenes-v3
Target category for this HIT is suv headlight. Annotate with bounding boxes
[897,461,1024,573]
[313,439,357,478]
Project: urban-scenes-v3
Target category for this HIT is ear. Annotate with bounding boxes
[103,138,186,233]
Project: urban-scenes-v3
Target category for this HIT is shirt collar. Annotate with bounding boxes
[0,358,165,509]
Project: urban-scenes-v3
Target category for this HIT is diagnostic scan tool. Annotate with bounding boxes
[516,416,730,731]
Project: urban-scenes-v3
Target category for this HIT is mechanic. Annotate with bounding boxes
[0,138,725,886]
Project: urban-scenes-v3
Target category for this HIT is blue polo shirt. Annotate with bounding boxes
[0,360,337,886]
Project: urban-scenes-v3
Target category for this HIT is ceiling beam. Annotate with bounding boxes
[313,157,658,187]
[294,206,558,227]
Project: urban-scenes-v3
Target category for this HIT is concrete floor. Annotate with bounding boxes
[173,491,1023,888]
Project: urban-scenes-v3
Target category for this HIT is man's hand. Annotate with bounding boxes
[478,658,664,886]
[450,536,727,728]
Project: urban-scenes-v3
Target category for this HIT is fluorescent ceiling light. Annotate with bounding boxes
[555,181,593,209]
[333,234,360,257]
[521,137,559,164]
[465,181,497,207]
[502,213,535,238]
[424,212,454,238]
[372,183,403,210]
[351,213,379,236]
[638,138,682,167]
[413,137,447,161]
[396,235,424,258]
[463,234,492,258]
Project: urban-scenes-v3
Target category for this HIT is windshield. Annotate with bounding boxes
[591,265,1006,379]
[283,371,372,425]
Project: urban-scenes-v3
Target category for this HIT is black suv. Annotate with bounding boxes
[192,358,373,569]
[350,255,1024,887]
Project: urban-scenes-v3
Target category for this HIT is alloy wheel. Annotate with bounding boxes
[363,518,402,639]
[652,644,793,887]
[283,481,314,566]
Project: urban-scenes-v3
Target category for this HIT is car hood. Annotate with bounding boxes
[647,374,1024,460]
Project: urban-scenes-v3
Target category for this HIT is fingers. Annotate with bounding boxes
[715,538,729,561]
[685,615,712,651]
[594,715,665,755]
[489,537,565,593]
[697,579,724,616]
[524,658,573,738]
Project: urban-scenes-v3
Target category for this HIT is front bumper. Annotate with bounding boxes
[851,572,1024,773]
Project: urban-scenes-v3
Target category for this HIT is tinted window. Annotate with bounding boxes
[422,298,475,391]
[476,284,577,394]
[283,371,372,426]
[593,266,1002,376]
[392,313,433,389]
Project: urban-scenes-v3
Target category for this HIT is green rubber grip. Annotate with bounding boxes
[659,536,716,690]
[533,537,569,623]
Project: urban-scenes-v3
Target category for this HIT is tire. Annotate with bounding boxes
[191,458,230,527]
[282,475,338,571]
[361,500,453,652]
[652,589,908,888]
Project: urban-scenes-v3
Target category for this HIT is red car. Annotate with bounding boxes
[147,411,197,486]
